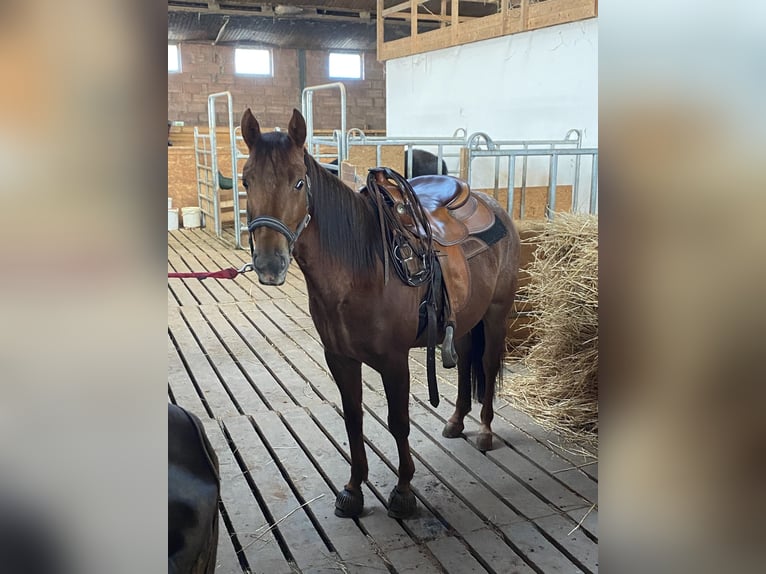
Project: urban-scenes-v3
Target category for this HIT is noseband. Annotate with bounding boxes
[247,172,312,257]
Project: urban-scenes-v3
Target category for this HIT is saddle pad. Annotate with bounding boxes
[461,214,508,259]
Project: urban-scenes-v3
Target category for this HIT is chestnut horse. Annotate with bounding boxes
[240,109,519,519]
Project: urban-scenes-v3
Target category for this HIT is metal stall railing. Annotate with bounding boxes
[302,82,347,171]
[345,130,467,177]
[193,126,217,234]
[465,131,598,218]
[193,92,248,249]
[301,81,468,178]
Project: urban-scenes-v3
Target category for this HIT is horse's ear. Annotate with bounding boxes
[240,108,261,150]
[287,109,306,148]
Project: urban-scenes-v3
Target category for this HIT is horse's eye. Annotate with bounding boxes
[295,179,305,190]
[242,178,248,189]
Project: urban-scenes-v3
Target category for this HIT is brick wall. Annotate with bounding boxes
[168,44,386,131]
[304,51,386,132]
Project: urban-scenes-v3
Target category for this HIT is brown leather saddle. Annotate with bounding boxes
[372,172,496,314]
[365,169,503,402]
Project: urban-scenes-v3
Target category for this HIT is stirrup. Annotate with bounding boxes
[442,323,458,369]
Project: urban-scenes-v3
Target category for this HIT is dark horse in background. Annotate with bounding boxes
[169,404,220,573]
[239,109,519,519]
[326,148,449,178]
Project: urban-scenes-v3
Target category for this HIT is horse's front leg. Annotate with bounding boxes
[379,357,418,519]
[325,350,367,518]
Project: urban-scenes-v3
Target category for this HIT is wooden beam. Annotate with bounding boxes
[168,3,413,26]
[451,0,459,42]
[440,0,447,28]
[389,12,476,23]
[376,0,383,60]
[382,0,429,17]
[520,0,529,29]
[377,0,598,61]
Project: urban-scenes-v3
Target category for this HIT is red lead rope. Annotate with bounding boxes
[168,263,252,280]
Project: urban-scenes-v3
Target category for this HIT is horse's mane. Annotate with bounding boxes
[303,151,381,274]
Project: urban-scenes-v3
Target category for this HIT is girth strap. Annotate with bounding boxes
[425,262,443,408]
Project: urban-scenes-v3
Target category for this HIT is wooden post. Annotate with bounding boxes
[520,0,529,31]
[411,0,418,52]
[376,0,383,60]
[451,0,459,41]
[440,0,447,29]
[501,0,508,35]
[459,147,469,182]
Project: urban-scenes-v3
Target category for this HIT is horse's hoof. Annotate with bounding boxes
[442,421,464,439]
[334,488,364,518]
[387,487,417,519]
[476,432,493,452]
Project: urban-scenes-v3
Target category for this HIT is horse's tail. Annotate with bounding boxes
[470,321,487,402]
[469,320,505,403]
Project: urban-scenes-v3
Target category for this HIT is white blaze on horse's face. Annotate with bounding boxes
[240,108,308,286]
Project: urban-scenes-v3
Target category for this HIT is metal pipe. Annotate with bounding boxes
[297,49,306,96]
[573,154,582,209]
[467,131,495,150]
[207,94,221,236]
[570,129,582,211]
[226,94,243,248]
[508,155,515,216]
[547,154,558,220]
[520,144,528,219]
[302,82,347,159]
[212,16,230,45]
[468,147,599,157]
[590,153,598,214]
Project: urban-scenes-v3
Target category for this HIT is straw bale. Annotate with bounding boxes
[503,214,598,446]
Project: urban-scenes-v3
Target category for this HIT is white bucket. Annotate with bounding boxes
[168,197,173,209]
[182,206,203,228]
[168,208,179,231]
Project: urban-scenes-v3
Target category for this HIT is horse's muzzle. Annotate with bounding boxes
[253,252,288,286]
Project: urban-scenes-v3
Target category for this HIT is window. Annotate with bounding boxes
[235,48,272,76]
[168,44,180,73]
[329,52,363,80]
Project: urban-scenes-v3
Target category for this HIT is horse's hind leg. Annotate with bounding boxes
[442,333,473,438]
[476,303,512,452]
[325,351,367,518]
[379,356,417,519]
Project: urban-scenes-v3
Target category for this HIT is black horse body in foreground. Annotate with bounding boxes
[168,404,220,574]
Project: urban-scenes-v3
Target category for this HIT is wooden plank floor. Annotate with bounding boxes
[168,228,598,574]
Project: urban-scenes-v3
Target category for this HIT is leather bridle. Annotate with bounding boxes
[246,171,312,257]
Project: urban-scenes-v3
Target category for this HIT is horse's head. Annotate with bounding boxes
[240,108,310,286]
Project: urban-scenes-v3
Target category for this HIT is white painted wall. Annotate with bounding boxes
[386,19,598,212]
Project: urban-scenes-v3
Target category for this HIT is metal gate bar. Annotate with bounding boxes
[467,146,599,218]
[193,91,247,249]
[302,82,347,169]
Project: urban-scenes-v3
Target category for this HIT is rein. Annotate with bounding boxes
[365,168,435,287]
[167,262,252,280]
[365,168,443,408]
